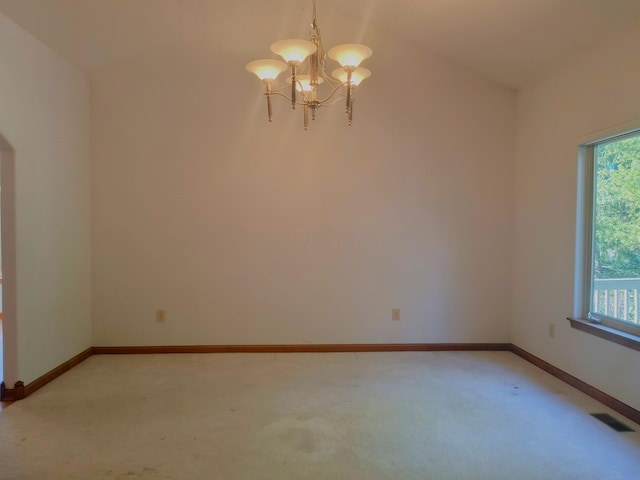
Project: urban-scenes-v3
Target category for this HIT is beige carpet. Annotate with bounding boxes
[0,351,639,479]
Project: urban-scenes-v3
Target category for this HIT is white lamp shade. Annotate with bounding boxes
[331,67,371,86]
[287,75,324,92]
[246,59,288,81]
[327,43,372,68]
[270,39,317,65]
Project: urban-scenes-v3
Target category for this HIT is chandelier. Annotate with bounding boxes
[245,0,373,130]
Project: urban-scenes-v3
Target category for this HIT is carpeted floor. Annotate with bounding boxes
[0,351,639,479]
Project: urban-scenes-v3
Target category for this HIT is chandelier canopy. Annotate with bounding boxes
[246,0,373,129]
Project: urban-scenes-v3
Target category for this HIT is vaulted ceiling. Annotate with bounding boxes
[0,0,639,89]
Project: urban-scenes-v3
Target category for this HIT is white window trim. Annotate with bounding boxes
[574,143,594,318]
[572,120,640,347]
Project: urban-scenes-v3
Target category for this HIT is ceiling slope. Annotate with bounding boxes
[0,0,639,89]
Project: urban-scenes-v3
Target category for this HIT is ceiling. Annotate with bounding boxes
[0,0,639,89]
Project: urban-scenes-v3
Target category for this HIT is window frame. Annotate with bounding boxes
[572,125,640,348]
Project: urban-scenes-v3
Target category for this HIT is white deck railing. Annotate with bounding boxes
[593,278,640,324]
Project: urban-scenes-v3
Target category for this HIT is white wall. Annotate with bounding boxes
[512,20,640,410]
[0,14,91,385]
[91,11,516,347]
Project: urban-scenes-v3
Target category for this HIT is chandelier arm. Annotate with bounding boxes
[267,91,320,108]
[320,71,343,89]
[297,62,309,76]
[271,91,294,102]
[321,97,346,107]
[270,93,311,107]
[271,84,290,93]
[315,82,347,104]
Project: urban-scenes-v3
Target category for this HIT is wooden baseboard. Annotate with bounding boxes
[92,343,513,354]
[3,342,639,427]
[0,343,510,401]
[0,348,92,402]
[0,381,24,402]
[510,344,640,426]
[24,348,93,397]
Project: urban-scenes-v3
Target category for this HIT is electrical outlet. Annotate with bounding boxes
[392,308,400,321]
[548,322,555,339]
[156,309,166,323]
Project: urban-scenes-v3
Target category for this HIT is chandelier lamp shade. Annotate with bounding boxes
[245,0,372,129]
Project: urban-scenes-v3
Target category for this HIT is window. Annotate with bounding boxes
[573,129,640,346]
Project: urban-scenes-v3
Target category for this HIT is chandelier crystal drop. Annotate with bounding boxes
[245,0,372,129]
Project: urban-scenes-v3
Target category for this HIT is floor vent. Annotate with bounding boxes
[591,413,635,432]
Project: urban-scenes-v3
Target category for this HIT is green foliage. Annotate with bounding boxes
[594,135,640,279]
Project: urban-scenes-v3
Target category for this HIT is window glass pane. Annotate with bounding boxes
[591,134,640,325]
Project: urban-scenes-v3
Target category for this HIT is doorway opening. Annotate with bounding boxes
[0,132,16,407]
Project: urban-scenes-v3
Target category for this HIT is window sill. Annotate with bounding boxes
[567,317,640,352]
